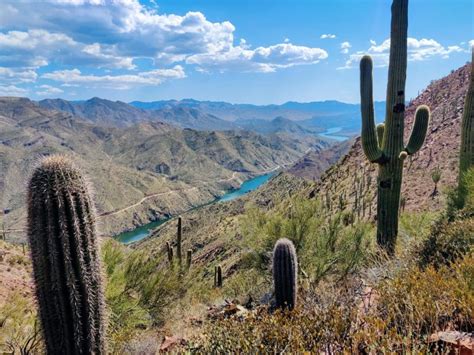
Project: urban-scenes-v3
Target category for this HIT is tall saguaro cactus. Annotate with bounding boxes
[27,156,106,354]
[458,49,474,205]
[360,0,430,254]
[272,238,298,310]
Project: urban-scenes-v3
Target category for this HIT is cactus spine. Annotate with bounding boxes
[360,0,430,254]
[458,49,474,205]
[27,156,106,354]
[272,238,298,310]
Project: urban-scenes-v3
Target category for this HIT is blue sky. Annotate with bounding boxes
[0,0,472,104]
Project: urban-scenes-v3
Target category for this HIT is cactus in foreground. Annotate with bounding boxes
[272,238,298,310]
[360,0,430,254]
[27,155,106,354]
[177,216,182,265]
[458,49,474,205]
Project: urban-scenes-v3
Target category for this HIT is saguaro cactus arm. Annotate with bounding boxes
[360,55,385,163]
[405,105,430,155]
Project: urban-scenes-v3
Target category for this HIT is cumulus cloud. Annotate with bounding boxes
[320,34,336,39]
[0,29,134,69]
[340,41,351,54]
[0,1,235,65]
[0,67,37,83]
[187,43,328,73]
[36,84,64,96]
[42,65,186,89]
[0,85,28,96]
[469,40,474,48]
[340,37,464,69]
[1,0,327,76]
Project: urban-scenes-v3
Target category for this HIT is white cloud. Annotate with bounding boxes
[36,84,64,96]
[0,85,28,96]
[0,29,134,69]
[0,0,329,85]
[320,34,336,39]
[0,67,37,83]
[469,40,474,48]
[340,37,464,69]
[186,42,328,73]
[340,41,351,54]
[42,65,186,89]
[0,1,235,65]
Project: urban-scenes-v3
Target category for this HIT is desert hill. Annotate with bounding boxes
[136,61,471,286]
[305,62,471,218]
[0,97,329,239]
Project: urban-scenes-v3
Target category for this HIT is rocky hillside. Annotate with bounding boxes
[137,62,471,284]
[39,97,155,127]
[303,62,471,217]
[0,97,329,240]
[288,139,353,181]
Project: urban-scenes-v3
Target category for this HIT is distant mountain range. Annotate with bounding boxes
[39,97,385,138]
[132,99,386,135]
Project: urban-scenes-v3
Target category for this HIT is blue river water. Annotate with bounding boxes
[115,172,275,244]
[318,127,349,142]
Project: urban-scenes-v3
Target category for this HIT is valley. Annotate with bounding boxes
[0,96,340,240]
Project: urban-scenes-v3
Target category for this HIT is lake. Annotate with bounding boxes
[115,172,275,244]
[318,127,349,142]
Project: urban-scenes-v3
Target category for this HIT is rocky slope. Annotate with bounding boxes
[305,62,471,218]
[38,97,155,127]
[288,139,353,181]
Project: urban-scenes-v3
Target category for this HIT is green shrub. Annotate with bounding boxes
[240,197,374,285]
[101,239,186,352]
[193,254,474,353]
[418,217,474,269]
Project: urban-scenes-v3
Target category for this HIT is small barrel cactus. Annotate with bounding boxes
[272,238,298,310]
[27,155,106,354]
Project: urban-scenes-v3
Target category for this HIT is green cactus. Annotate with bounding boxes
[166,241,174,266]
[177,216,182,265]
[338,193,346,211]
[360,0,430,254]
[214,265,223,288]
[272,238,298,310]
[186,249,192,269]
[458,49,474,205]
[27,155,106,354]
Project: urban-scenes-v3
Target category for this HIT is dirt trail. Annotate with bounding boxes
[98,186,199,218]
